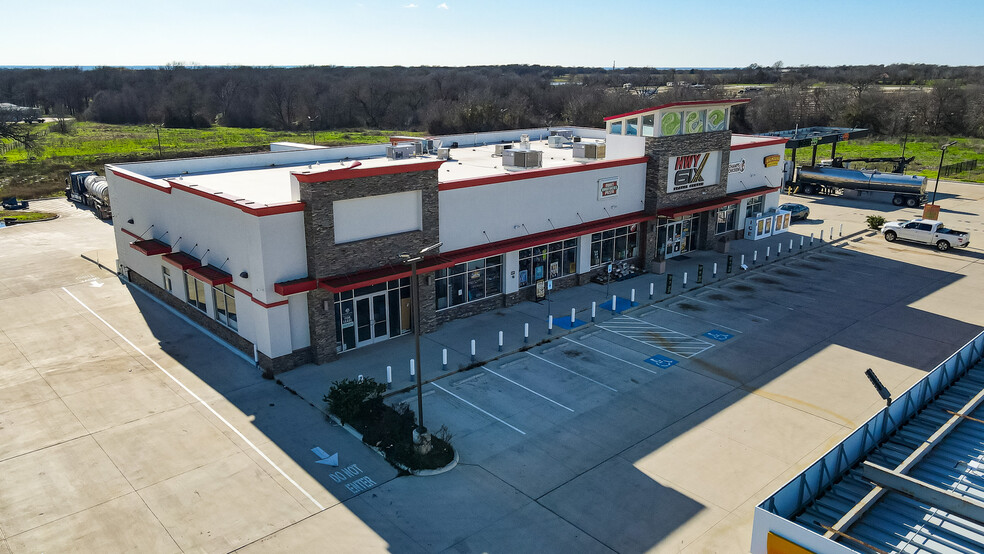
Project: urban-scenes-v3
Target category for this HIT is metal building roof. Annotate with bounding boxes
[793,361,984,553]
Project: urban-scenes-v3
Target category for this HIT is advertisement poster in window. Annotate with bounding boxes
[518,269,528,288]
[549,261,559,278]
[534,265,544,280]
[341,307,354,328]
[468,270,483,300]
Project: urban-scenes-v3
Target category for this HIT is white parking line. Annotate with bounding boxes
[432,383,526,435]
[62,287,326,512]
[483,367,575,412]
[645,305,743,334]
[562,336,660,376]
[598,315,713,358]
[526,352,618,392]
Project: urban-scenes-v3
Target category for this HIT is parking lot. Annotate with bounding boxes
[3,183,984,552]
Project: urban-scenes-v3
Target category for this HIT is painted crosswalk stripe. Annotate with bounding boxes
[432,383,526,435]
[597,315,714,358]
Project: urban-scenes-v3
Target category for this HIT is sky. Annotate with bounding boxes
[4,0,982,68]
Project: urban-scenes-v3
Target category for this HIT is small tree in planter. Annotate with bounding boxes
[866,215,886,230]
[324,378,387,426]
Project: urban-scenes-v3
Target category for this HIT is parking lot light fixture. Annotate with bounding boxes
[931,140,958,205]
[399,241,442,437]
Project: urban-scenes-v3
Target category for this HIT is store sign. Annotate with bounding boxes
[668,151,722,193]
[763,154,780,168]
[598,177,619,199]
[728,158,746,174]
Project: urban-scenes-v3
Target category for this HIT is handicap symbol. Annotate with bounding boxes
[645,355,678,369]
[703,330,733,342]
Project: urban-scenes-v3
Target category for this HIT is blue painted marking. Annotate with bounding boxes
[645,355,678,369]
[703,330,734,342]
[553,317,586,330]
[599,297,638,313]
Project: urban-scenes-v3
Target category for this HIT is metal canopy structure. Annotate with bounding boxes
[760,126,871,167]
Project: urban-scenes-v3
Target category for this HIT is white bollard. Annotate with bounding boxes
[800,236,804,249]
[830,226,834,239]
[820,230,824,241]
[840,223,843,237]
[630,289,636,303]
[524,322,529,343]
[387,365,392,385]
[810,233,814,245]
[410,359,415,378]
[713,262,718,278]
[442,348,448,370]
[591,301,596,321]
[790,238,794,251]
[683,272,688,287]
[778,242,782,255]
[753,251,758,263]
[498,330,503,352]
[570,307,576,325]
[470,339,476,361]
[358,374,363,383]
[649,282,654,299]
[741,254,745,266]
[766,246,770,260]
[612,294,617,313]
[548,315,554,334]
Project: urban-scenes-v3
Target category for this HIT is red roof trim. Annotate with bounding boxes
[439,156,649,191]
[121,227,142,240]
[107,167,171,193]
[657,187,779,218]
[319,257,454,294]
[227,283,290,309]
[167,180,305,218]
[274,278,318,296]
[293,159,445,183]
[730,137,789,151]
[162,251,202,271]
[130,239,172,256]
[604,99,751,121]
[187,265,233,287]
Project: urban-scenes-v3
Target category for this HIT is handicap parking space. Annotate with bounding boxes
[595,314,714,358]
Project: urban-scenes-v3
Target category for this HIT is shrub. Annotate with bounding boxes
[866,215,886,230]
[323,378,386,425]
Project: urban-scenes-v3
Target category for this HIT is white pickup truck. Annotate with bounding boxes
[882,218,970,251]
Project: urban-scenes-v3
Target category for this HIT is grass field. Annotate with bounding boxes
[0,210,55,223]
[0,122,417,198]
[787,136,984,182]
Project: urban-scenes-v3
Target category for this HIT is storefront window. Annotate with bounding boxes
[746,194,765,218]
[214,283,238,331]
[715,204,738,234]
[184,272,207,313]
[642,114,655,136]
[610,121,623,135]
[333,278,410,353]
[518,239,578,288]
[590,225,639,268]
[435,255,502,311]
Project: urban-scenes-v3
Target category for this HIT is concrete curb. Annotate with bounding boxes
[325,411,459,477]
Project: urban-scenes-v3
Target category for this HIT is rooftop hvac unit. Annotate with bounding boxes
[573,142,606,160]
[387,144,416,160]
[550,129,575,140]
[493,144,512,157]
[413,139,435,155]
[547,135,568,148]
[502,148,542,169]
[520,134,530,150]
[437,148,451,160]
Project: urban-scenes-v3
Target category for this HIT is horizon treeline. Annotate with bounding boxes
[1,63,983,137]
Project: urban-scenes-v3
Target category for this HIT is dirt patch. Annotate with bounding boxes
[675,302,704,312]
[562,349,583,359]
[827,250,853,256]
[750,276,780,285]
[797,262,822,271]
[729,283,755,292]
[773,268,800,277]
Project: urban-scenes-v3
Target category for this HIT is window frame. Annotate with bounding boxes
[590,224,639,269]
[214,283,238,331]
[435,255,503,311]
[184,271,207,313]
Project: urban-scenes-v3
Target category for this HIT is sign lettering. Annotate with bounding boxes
[598,177,619,199]
[668,151,721,193]
[763,154,780,168]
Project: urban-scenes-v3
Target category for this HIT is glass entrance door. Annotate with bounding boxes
[355,292,389,347]
[666,221,684,258]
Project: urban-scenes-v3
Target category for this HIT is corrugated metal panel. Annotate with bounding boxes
[793,361,984,553]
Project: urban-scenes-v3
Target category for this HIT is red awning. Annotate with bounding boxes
[187,265,233,287]
[440,211,652,264]
[274,277,318,296]
[162,252,202,270]
[129,239,171,256]
[657,187,779,219]
[319,256,454,293]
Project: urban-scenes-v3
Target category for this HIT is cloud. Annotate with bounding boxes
[403,3,417,7]
[437,2,448,8]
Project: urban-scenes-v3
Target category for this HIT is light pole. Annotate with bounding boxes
[307,115,318,145]
[400,241,442,440]
[931,140,957,205]
[152,124,163,158]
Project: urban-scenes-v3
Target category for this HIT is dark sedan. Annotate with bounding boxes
[779,203,810,221]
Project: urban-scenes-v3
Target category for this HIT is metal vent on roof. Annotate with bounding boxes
[573,142,606,161]
[502,148,542,170]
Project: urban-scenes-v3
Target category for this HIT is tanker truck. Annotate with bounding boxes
[789,157,928,208]
[66,170,112,219]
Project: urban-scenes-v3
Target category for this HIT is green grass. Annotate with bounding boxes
[786,136,984,183]
[0,123,420,198]
[0,210,55,223]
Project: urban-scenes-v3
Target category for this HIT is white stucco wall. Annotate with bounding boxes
[333,191,422,244]
[438,162,647,252]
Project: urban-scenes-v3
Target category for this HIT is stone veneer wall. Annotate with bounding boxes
[299,169,440,365]
[127,270,311,375]
[641,130,732,271]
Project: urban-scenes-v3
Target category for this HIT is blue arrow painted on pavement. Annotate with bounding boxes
[311,446,339,466]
